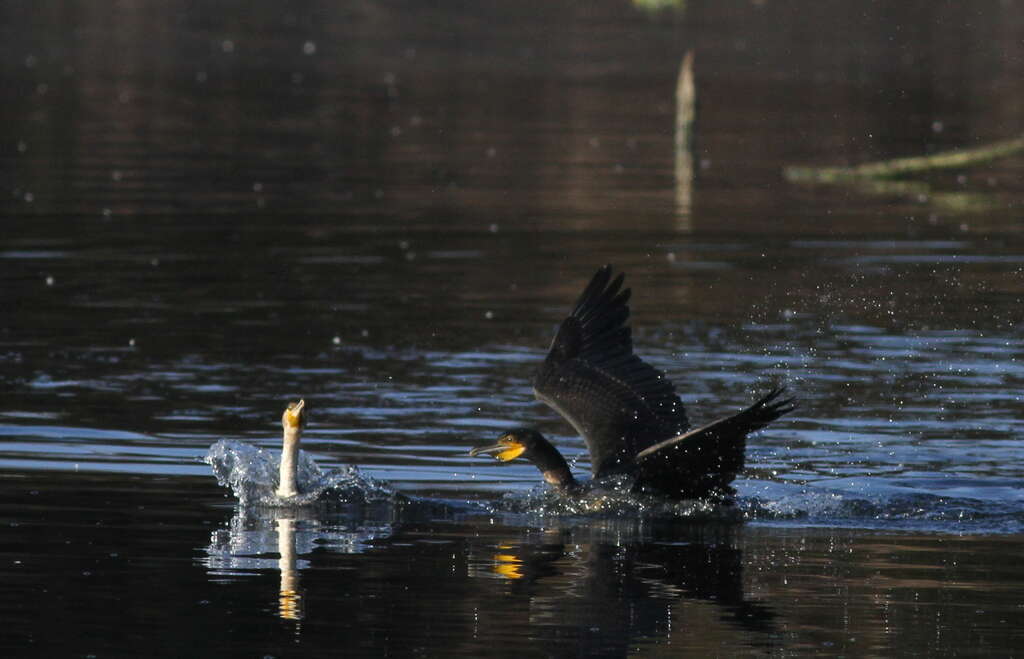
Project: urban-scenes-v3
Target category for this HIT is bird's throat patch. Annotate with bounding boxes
[497,444,526,462]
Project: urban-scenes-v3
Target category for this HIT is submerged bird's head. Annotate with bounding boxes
[281,399,306,434]
[470,428,576,491]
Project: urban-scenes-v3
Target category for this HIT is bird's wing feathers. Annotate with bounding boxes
[633,387,796,498]
[533,265,690,475]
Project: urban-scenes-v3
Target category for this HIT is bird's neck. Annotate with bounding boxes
[534,440,577,492]
[276,427,301,498]
[542,464,577,491]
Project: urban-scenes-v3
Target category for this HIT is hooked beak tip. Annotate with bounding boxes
[469,443,503,458]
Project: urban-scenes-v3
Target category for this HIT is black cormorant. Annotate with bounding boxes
[470,266,794,499]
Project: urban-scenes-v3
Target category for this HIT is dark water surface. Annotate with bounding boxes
[2,0,1023,656]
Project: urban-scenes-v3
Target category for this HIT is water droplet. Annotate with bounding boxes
[332,336,341,345]
[44,276,54,286]
[302,41,316,55]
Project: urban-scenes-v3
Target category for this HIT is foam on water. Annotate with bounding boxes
[737,479,1024,534]
[470,474,1024,534]
[204,439,396,506]
[480,474,744,522]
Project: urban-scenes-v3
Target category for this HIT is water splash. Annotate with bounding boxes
[481,475,743,522]
[204,439,396,506]
[736,479,1024,533]
[469,475,1024,534]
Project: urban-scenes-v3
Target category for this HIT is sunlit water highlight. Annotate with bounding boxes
[4,315,1022,535]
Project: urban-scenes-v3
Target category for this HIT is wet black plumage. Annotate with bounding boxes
[472,265,795,500]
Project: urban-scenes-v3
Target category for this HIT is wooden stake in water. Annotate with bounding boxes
[675,50,696,224]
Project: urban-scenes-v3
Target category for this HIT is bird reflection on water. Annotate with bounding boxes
[468,523,775,651]
[201,503,400,621]
[201,510,775,647]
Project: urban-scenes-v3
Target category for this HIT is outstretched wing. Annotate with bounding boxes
[634,387,796,498]
[533,265,690,476]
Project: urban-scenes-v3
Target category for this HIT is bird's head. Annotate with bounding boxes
[469,428,547,463]
[470,428,576,490]
[281,399,306,431]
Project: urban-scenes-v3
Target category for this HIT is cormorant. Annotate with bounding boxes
[276,399,306,498]
[470,266,794,499]
[206,397,399,506]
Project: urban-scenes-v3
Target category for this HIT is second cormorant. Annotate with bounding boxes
[470,265,795,499]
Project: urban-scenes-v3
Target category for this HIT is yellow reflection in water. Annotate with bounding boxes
[492,544,524,580]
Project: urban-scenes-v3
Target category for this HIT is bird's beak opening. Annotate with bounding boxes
[283,399,306,429]
[469,437,526,462]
